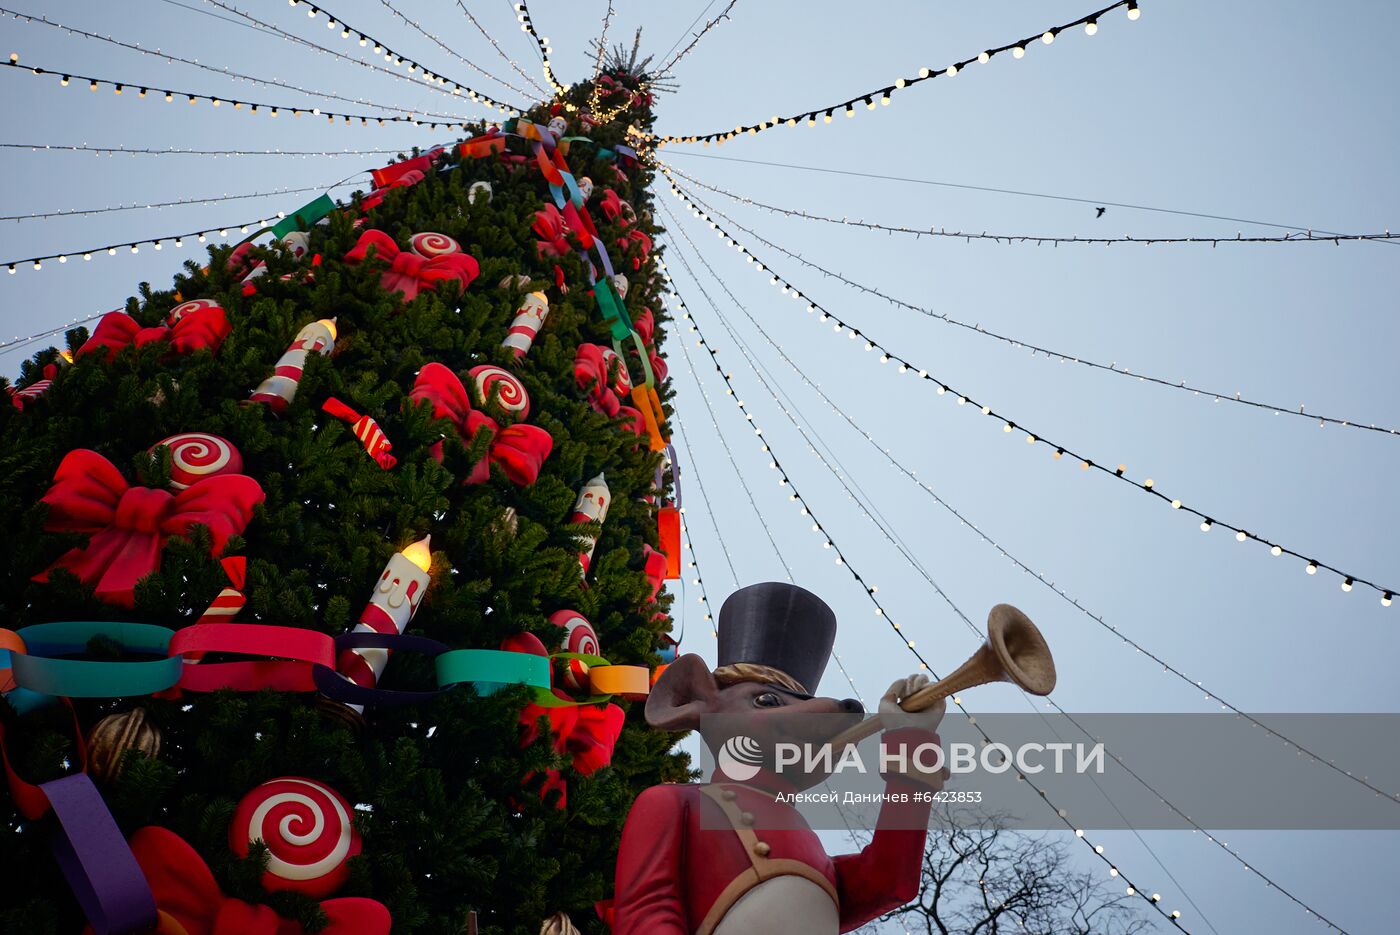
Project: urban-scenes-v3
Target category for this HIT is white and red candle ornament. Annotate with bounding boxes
[320,398,397,470]
[248,317,337,412]
[569,473,610,578]
[501,292,550,359]
[229,776,361,898]
[470,365,530,420]
[335,535,432,708]
[149,432,244,489]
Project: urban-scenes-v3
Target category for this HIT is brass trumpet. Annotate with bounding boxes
[830,603,1056,748]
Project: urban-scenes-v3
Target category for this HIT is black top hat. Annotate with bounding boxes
[717,582,837,694]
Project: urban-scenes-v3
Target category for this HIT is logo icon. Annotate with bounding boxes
[717,735,764,781]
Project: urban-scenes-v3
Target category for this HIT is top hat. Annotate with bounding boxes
[717,582,837,694]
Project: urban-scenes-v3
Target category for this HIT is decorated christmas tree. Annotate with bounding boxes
[0,66,688,935]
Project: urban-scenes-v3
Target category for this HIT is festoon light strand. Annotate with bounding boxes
[670,166,1400,437]
[655,0,1143,144]
[0,181,345,223]
[663,171,1397,607]
[656,242,1191,933]
[5,213,285,274]
[1,55,482,130]
[282,0,521,113]
[658,208,1378,932]
[514,2,568,98]
[453,0,551,97]
[0,143,417,158]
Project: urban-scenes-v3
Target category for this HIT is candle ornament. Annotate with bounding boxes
[249,318,337,412]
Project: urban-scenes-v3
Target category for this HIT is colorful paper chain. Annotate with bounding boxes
[0,621,649,713]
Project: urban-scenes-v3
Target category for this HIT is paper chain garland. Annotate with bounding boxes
[0,620,649,714]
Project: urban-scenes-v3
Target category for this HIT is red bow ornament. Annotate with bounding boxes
[360,168,425,213]
[408,363,553,485]
[597,189,633,227]
[34,449,264,607]
[520,699,626,810]
[616,228,652,271]
[99,826,390,935]
[573,344,644,436]
[369,151,441,190]
[343,229,479,302]
[533,204,574,259]
[78,306,231,362]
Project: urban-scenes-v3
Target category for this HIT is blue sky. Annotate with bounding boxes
[3,2,1398,932]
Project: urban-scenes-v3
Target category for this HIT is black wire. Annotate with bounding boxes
[658,0,719,67]
[663,150,1396,244]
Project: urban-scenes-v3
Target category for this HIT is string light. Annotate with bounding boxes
[370,0,535,100]
[200,0,518,115]
[515,2,568,96]
[2,213,277,274]
[454,0,552,98]
[0,6,468,121]
[657,217,1190,933]
[671,173,1400,443]
[656,0,739,78]
[656,1,1141,144]
[662,172,1398,603]
[2,58,482,129]
[0,181,345,222]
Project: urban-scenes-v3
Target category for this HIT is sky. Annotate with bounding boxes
[2,2,1398,933]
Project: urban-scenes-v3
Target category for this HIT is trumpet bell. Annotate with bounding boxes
[988,603,1056,696]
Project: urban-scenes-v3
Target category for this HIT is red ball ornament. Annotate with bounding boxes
[149,432,244,490]
[229,777,361,898]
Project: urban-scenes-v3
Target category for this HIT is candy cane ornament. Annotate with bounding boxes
[502,292,550,359]
[249,318,337,412]
[321,398,398,470]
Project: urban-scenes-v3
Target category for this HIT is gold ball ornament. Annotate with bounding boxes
[87,707,161,782]
[539,912,580,935]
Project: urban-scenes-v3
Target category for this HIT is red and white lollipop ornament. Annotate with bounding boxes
[470,365,530,421]
[149,432,244,490]
[409,232,461,258]
[229,776,362,898]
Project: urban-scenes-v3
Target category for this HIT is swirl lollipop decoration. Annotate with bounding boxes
[229,777,361,898]
[470,365,530,421]
[166,298,222,326]
[409,232,461,259]
[550,609,599,691]
[149,432,244,490]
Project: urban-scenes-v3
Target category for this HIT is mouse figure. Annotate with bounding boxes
[612,582,946,935]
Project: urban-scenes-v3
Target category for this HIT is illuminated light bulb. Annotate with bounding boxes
[1003,423,1013,433]
[894,78,906,89]
[1127,1,1141,20]
[845,106,855,118]
[1170,912,1181,920]
[82,253,91,260]
[1170,499,1182,509]
[174,238,183,247]
[1306,562,1318,575]
[197,233,206,242]
[1199,520,1212,532]
[165,92,174,102]
[1143,478,1154,488]
[211,97,220,106]
[1026,435,1036,444]
[918,67,930,79]
[1053,449,1063,459]
[89,80,98,91]
[881,94,890,105]
[130,245,139,253]
[980,405,991,415]
[58,255,67,263]
[1042,30,1056,44]
[978,50,991,63]
[32,261,41,271]
[6,264,13,274]
[1075,829,1084,837]
[945,65,958,76]
[107,247,116,255]
[824,110,834,123]
[1012,45,1025,58]
[1236,531,1247,541]
[1085,20,1099,35]
[114,84,123,94]
[1109,867,1119,877]
[153,242,161,251]
[1341,578,1354,592]
[806,116,816,126]
[61,75,70,85]
[1094,845,1104,854]
[1382,592,1393,607]
[865,96,876,110]
[359,35,367,45]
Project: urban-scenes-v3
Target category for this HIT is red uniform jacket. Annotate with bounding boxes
[613,738,934,935]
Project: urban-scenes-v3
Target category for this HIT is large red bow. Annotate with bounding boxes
[520,700,625,810]
[573,344,643,437]
[408,363,552,486]
[34,449,264,607]
[533,204,573,259]
[101,826,389,935]
[360,168,426,213]
[343,229,478,302]
[369,151,440,190]
[78,307,230,362]
[597,189,632,227]
[616,229,651,270]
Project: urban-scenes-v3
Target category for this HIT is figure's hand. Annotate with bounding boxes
[879,674,946,733]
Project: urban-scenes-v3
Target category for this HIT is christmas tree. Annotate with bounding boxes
[0,68,688,935]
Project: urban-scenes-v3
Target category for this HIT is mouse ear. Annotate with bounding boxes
[645,653,719,731]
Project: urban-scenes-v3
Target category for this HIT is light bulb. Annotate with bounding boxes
[1127,2,1141,20]
[1013,45,1025,58]
[1235,531,1247,542]
[1306,562,1318,575]
[1382,593,1393,607]
[1271,546,1282,556]
[945,65,957,76]
[1199,520,1212,532]
[1170,499,1182,509]
[1042,30,1055,44]
[978,51,991,63]
[1085,20,1099,35]
[918,67,930,79]
[1342,578,1354,592]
